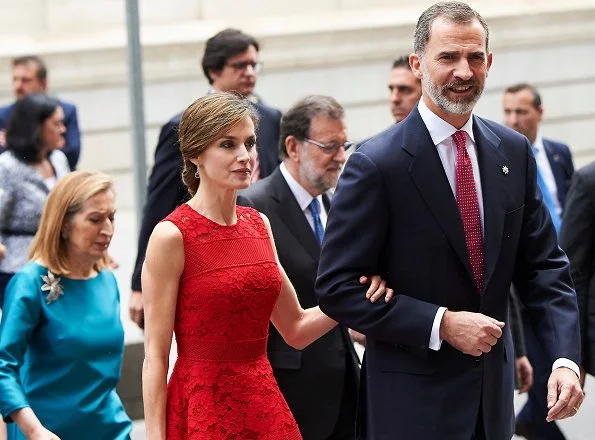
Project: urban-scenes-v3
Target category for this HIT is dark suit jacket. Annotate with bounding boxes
[315,107,580,440]
[131,102,282,291]
[543,138,574,210]
[239,167,359,440]
[560,162,595,375]
[0,100,81,169]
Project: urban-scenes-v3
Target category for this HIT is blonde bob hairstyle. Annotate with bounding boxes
[179,92,259,196]
[29,170,114,276]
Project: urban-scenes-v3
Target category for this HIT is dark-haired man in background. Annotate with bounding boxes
[387,55,422,123]
[129,29,281,326]
[0,55,81,169]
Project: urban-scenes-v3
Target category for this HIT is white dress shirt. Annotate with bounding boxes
[279,163,327,231]
[533,135,562,216]
[417,100,578,377]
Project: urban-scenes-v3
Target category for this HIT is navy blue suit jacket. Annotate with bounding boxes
[0,100,81,169]
[130,101,281,291]
[542,138,574,210]
[315,107,580,440]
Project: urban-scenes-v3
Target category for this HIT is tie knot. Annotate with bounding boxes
[309,198,321,215]
[452,130,467,151]
[531,145,538,157]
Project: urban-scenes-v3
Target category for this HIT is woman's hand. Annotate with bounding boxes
[360,275,394,303]
[0,242,6,260]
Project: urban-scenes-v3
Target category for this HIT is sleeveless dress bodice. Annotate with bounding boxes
[165,204,302,439]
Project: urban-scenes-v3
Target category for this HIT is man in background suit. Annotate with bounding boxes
[240,95,359,440]
[128,29,282,327]
[0,55,81,169]
[503,82,575,440]
[315,2,583,439]
[560,162,595,390]
[387,55,422,123]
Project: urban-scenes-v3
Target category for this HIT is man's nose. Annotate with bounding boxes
[453,60,473,80]
[244,64,256,77]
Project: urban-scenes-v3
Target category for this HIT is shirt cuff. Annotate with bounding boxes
[552,358,580,378]
[429,307,447,351]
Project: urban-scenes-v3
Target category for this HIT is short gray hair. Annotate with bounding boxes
[279,95,344,159]
[414,1,489,56]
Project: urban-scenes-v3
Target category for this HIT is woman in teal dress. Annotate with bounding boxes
[0,170,132,440]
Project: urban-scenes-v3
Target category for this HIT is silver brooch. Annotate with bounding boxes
[502,165,509,175]
[41,271,64,304]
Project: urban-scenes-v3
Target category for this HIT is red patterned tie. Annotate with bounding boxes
[453,130,484,292]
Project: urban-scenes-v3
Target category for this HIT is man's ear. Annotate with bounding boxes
[285,136,301,162]
[207,69,220,85]
[410,53,423,80]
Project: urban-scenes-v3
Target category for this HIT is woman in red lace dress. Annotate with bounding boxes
[141,93,392,440]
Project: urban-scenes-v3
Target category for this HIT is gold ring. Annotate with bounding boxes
[572,406,579,413]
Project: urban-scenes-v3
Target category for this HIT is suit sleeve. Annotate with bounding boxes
[315,152,439,357]
[130,120,186,291]
[62,105,81,170]
[560,172,594,363]
[513,141,580,365]
[0,273,42,422]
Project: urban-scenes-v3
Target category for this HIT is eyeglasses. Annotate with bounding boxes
[226,61,263,73]
[303,138,353,153]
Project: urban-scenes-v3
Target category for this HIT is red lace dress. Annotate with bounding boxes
[164,204,302,440]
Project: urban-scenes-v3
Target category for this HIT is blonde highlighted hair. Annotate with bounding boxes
[179,92,259,196]
[29,170,114,276]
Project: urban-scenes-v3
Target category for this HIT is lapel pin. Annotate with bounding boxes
[501,165,509,175]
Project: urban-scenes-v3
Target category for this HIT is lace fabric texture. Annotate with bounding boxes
[164,204,302,439]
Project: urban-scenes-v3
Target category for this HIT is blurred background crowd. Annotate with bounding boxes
[0,0,595,439]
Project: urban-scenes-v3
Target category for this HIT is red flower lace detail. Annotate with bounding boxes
[162,205,302,439]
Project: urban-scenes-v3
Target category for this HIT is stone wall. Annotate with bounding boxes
[0,0,594,209]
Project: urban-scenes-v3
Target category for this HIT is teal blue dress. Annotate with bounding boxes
[0,262,132,439]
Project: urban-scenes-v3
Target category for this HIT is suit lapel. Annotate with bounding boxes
[543,139,567,206]
[473,116,507,291]
[406,110,474,281]
[270,169,321,262]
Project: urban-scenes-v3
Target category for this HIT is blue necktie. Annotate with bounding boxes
[532,146,561,234]
[308,198,325,245]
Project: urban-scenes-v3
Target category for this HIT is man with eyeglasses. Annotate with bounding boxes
[128,28,282,328]
[240,95,358,440]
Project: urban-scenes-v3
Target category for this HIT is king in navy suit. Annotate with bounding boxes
[315,3,583,439]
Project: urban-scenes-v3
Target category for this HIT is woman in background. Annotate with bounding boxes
[0,170,132,440]
[0,93,69,302]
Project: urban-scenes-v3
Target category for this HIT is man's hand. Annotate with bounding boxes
[546,367,584,422]
[516,355,534,393]
[349,329,366,346]
[0,242,6,260]
[439,311,505,356]
[0,129,5,147]
[129,291,144,329]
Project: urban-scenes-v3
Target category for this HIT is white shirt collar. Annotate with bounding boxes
[533,134,544,152]
[417,98,476,146]
[279,162,323,212]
